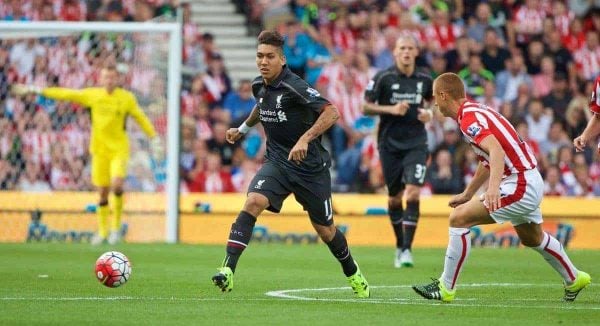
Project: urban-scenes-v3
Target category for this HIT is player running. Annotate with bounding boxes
[211,30,369,298]
[412,72,591,302]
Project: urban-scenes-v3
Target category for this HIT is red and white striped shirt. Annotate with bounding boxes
[574,46,600,81]
[589,75,600,114]
[457,101,537,177]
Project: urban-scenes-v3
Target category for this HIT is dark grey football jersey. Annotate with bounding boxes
[364,66,433,151]
[252,66,331,175]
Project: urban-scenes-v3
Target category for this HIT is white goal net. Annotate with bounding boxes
[0,21,181,243]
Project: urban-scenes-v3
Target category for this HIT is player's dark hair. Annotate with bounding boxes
[257,30,285,50]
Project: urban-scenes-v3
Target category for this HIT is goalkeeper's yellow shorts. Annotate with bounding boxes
[91,152,129,187]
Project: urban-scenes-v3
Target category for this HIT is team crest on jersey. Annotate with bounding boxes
[391,83,400,90]
[416,82,423,94]
[467,123,482,137]
[276,94,283,109]
[306,87,320,97]
[366,80,374,91]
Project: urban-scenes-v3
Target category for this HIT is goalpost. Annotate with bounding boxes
[0,21,182,243]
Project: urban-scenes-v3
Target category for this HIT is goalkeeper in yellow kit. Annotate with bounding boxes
[13,65,159,245]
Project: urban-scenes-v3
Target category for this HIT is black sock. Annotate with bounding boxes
[402,201,420,251]
[224,211,256,273]
[326,228,357,277]
[388,203,403,248]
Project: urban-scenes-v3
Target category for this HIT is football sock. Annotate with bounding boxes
[402,200,420,251]
[224,211,256,273]
[97,202,110,238]
[110,192,123,232]
[388,202,403,248]
[532,232,578,284]
[326,228,358,277]
[441,227,471,290]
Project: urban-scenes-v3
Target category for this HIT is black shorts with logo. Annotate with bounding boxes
[248,161,334,226]
[379,146,428,196]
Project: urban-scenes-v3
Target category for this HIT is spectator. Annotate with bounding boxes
[223,79,256,125]
[539,120,571,163]
[573,31,600,81]
[512,0,545,48]
[458,54,495,98]
[207,122,239,167]
[304,25,334,86]
[543,165,567,196]
[9,39,45,77]
[542,73,573,122]
[206,54,232,105]
[282,20,312,78]
[424,9,462,52]
[480,27,510,74]
[525,99,553,144]
[425,148,463,194]
[187,151,234,193]
[444,35,471,72]
[543,29,575,87]
[476,80,503,110]
[525,39,545,75]
[495,53,532,103]
[466,3,504,44]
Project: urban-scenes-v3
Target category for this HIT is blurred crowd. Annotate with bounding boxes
[1,0,600,198]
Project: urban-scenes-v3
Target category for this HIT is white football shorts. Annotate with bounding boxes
[488,169,544,226]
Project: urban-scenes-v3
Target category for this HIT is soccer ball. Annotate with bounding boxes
[95,251,132,288]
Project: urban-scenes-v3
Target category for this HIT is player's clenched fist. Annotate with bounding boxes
[226,128,244,144]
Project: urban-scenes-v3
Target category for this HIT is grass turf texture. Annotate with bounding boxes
[1,243,598,325]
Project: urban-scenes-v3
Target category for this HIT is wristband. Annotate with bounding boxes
[238,122,251,134]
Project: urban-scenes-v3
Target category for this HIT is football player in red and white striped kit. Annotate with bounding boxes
[573,75,600,153]
[412,72,591,303]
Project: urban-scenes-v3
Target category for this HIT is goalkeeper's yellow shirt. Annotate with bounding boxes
[42,87,157,156]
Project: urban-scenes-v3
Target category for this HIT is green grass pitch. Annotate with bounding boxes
[0,243,598,325]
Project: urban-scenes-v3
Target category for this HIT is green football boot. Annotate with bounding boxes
[347,262,370,298]
[212,267,233,292]
[412,278,456,302]
[564,270,591,302]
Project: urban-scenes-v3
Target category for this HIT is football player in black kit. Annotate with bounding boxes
[211,30,370,298]
[363,35,434,268]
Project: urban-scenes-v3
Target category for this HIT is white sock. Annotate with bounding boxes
[532,232,578,284]
[441,227,471,290]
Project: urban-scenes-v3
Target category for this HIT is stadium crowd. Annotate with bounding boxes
[1,0,599,198]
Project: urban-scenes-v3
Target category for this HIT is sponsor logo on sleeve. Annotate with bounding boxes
[306,87,320,97]
[467,123,482,137]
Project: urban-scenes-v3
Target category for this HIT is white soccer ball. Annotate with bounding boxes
[95,251,132,288]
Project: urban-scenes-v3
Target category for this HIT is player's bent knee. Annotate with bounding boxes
[243,193,269,215]
[448,209,469,228]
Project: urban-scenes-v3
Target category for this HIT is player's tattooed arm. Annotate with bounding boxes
[301,104,339,142]
[246,105,260,127]
[288,104,339,163]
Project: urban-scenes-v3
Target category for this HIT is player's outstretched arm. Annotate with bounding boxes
[12,83,88,106]
[226,105,259,144]
[574,113,600,152]
[288,104,339,163]
[11,84,41,96]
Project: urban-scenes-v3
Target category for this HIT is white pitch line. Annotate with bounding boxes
[264,283,599,310]
[0,297,274,302]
